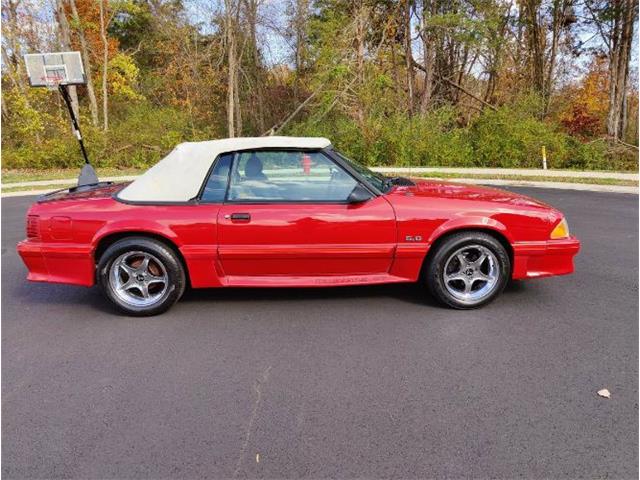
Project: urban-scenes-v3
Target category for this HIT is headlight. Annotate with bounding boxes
[550,218,570,239]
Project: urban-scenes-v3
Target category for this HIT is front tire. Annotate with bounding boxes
[425,232,510,309]
[97,237,186,316]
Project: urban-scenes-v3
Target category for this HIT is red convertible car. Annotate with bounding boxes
[18,136,580,315]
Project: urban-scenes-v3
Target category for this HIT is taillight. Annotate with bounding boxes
[26,215,40,239]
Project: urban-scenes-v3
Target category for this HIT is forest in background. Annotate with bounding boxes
[1,0,639,171]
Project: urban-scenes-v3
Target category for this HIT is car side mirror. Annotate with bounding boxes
[347,184,373,204]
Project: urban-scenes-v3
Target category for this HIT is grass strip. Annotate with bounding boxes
[410,172,638,187]
[2,168,143,184]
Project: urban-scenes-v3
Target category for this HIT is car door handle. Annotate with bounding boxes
[227,213,251,221]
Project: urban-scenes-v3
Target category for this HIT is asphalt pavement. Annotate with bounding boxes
[2,188,638,479]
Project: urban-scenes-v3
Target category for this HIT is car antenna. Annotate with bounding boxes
[23,51,98,187]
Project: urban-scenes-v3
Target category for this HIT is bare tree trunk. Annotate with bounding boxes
[607,0,636,140]
[522,0,545,101]
[454,45,470,105]
[1,44,23,92]
[483,4,510,105]
[356,1,369,125]
[620,90,628,139]
[291,0,310,100]
[403,0,415,115]
[235,67,242,136]
[544,0,566,114]
[419,0,435,115]
[69,0,100,127]
[99,0,109,131]
[224,0,237,137]
[354,1,367,123]
[243,0,264,133]
[2,0,27,93]
[55,0,80,120]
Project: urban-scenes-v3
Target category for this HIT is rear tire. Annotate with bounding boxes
[425,232,510,309]
[97,237,186,316]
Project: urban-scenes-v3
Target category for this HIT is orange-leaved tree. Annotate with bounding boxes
[559,55,609,138]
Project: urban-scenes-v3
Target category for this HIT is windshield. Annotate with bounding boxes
[333,151,388,192]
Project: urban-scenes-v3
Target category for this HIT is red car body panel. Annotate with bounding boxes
[17,179,580,289]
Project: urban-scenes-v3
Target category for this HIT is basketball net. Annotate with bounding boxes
[43,73,64,91]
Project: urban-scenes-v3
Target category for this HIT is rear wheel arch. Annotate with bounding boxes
[94,231,190,285]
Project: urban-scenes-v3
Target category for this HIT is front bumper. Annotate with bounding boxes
[17,240,94,287]
[512,236,581,280]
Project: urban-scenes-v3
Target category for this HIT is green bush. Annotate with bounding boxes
[1,102,212,170]
[562,138,608,170]
[469,101,570,168]
[289,107,474,167]
[98,103,208,168]
[3,93,637,171]
[287,103,637,171]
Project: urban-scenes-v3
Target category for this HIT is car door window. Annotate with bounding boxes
[200,153,233,202]
[227,151,358,202]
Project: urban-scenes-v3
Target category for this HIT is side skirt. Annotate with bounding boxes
[221,273,413,288]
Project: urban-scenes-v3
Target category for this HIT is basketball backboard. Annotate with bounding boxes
[24,51,86,88]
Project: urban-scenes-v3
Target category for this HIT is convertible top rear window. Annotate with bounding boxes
[200,153,233,203]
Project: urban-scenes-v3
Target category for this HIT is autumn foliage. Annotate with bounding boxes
[559,57,610,138]
[1,0,638,171]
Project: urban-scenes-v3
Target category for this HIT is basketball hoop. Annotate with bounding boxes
[24,51,98,186]
[24,52,85,87]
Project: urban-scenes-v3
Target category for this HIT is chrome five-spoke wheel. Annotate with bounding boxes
[425,232,510,309]
[98,237,186,316]
[109,251,169,307]
[443,245,499,303]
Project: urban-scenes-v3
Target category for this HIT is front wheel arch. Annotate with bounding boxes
[420,227,513,281]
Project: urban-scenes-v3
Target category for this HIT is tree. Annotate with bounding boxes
[520,0,574,114]
[584,0,638,140]
[288,0,311,97]
[99,0,109,131]
[1,0,638,171]
[243,0,265,133]
[223,0,241,137]
[403,0,415,115]
[417,0,436,114]
[607,0,636,140]
[68,0,100,126]
[55,0,80,120]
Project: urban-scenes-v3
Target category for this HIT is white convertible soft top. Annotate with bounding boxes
[117,136,332,202]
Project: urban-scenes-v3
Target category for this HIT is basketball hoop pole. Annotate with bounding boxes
[58,84,90,165]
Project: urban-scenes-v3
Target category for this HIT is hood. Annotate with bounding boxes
[393,178,554,210]
[38,182,128,203]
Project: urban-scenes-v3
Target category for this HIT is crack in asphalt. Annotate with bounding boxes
[233,365,272,478]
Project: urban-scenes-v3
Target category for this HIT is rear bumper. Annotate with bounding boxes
[17,240,94,287]
[512,236,580,280]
